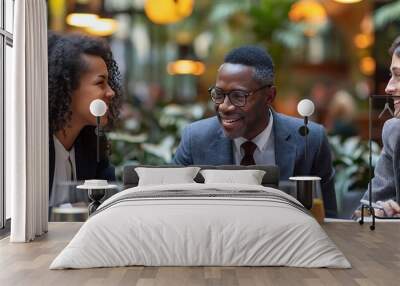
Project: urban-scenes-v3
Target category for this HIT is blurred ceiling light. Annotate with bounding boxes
[144,0,194,24]
[333,0,363,3]
[66,13,99,27]
[289,0,327,25]
[360,15,373,34]
[354,33,373,49]
[85,18,118,36]
[167,60,205,76]
[360,56,375,76]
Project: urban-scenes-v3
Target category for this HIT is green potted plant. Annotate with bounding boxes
[328,135,381,218]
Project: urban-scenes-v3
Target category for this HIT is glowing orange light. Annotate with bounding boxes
[289,0,327,25]
[354,33,373,49]
[167,60,205,76]
[360,57,375,76]
[144,0,194,25]
[360,15,373,34]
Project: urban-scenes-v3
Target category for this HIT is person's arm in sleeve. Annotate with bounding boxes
[360,119,400,217]
[172,124,193,166]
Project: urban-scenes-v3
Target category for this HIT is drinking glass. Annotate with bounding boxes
[289,176,325,223]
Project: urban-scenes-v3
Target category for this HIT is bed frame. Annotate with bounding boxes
[122,165,280,189]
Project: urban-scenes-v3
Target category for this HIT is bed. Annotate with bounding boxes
[50,165,350,269]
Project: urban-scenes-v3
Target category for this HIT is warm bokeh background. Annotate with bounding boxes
[48,0,400,217]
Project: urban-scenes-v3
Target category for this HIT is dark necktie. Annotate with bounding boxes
[240,141,257,166]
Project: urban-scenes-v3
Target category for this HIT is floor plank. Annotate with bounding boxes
[1,221,400,286]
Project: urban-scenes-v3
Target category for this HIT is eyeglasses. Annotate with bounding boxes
[208,84,271,107]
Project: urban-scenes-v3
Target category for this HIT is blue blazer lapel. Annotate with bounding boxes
[273,111,297,179]
[207,127,234,165]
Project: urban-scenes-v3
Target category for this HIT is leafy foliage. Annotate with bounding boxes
[374,1,400,30]
[328,136,381,212]
[249,0,298,65]
[108,103,207,181]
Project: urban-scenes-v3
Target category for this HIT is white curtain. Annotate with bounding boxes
[7,0,48,242]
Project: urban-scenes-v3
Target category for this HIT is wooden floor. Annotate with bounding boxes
[1,221,400,286]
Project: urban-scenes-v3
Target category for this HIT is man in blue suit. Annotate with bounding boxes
[172,45,337,218]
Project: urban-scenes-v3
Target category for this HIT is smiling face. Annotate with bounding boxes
[386,53,400,115]
[215,63,276,140]
[71,54,115,127]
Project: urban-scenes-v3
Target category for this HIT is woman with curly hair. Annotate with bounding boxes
[48,32,122,208]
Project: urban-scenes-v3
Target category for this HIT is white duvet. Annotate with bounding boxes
[50,183,351,269]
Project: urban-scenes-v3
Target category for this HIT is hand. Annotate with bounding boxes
[375,200,400,217]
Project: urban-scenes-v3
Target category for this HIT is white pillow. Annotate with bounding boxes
[135,167,201,186]
[200,169,266,185]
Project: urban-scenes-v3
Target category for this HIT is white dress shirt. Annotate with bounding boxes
[233,111,276,165]
[50,136,77,207]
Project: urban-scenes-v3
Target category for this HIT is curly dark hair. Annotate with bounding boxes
[48,31,122,135]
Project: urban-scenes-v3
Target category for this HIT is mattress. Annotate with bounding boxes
[50,183,351,269]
